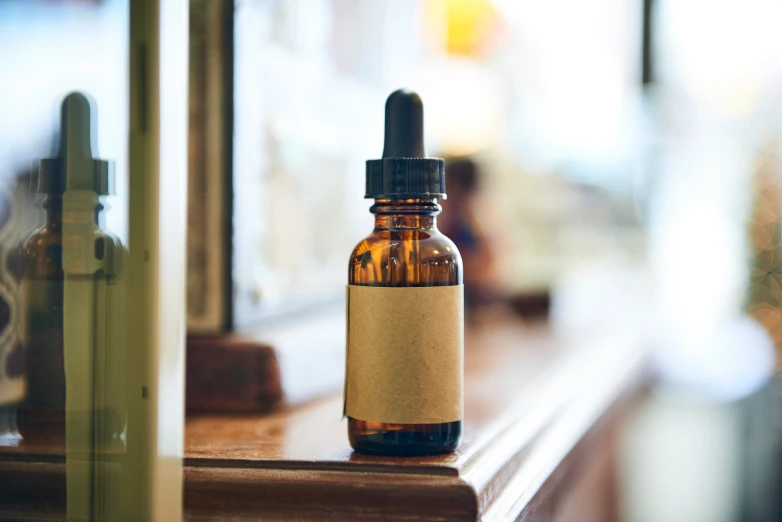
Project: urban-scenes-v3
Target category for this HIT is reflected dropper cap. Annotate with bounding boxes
[365,89,445,199]
[38,92,114,196]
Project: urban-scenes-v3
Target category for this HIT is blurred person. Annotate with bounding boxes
[440,156,506,316]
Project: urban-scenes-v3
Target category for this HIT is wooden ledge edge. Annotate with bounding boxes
[185,456,461,477]
[184,465,479,521]
[476,344,647,520]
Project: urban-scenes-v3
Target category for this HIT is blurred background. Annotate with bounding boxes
[2,0,782,520]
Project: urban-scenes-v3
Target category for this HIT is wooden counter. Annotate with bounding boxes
[0,321,646,521]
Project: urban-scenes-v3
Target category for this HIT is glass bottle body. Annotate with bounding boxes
[17,196,66,441]
[348,199,462,455]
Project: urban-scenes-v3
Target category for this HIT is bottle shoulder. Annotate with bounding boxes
[24,226,62,252]
[23,226,64,279]
[349,227,463,286]
[350,229,462,262]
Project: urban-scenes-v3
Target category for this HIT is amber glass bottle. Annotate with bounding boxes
[17,193,66,440]
[348,197,462,454]
[346,89,463,455]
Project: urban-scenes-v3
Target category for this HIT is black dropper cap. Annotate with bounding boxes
[365,89,445,199]
[38,92,114,196]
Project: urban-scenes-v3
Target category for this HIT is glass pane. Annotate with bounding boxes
[0,1,187,519]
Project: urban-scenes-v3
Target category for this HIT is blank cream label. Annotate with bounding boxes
[344,285,464,424]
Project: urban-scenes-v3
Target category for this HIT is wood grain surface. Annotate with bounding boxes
[0,320,646,521]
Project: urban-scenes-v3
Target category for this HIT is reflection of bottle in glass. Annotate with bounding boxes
[346,90,464,455]
[18,93,126,447]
